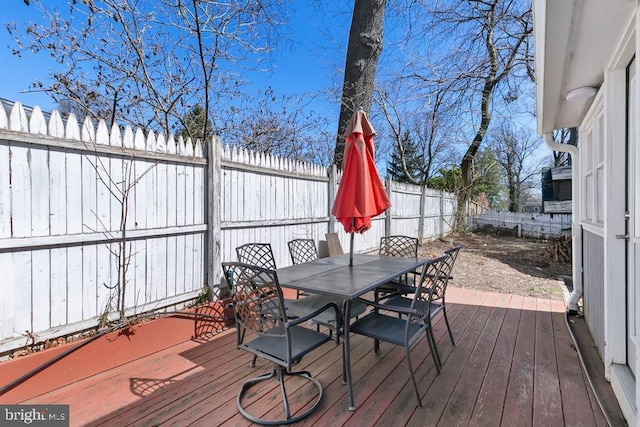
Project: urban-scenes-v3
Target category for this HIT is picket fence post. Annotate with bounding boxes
[439,190,445,240]
[328,164,337,234]
[418,185,426,245]
[385,177,392,237]
[206,136,223,298]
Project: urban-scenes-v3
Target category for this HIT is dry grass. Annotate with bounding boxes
[419,231,572,300]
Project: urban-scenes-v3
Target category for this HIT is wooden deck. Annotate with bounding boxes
[0,287,617,426]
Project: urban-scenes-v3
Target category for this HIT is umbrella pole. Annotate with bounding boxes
[350,219,355,266]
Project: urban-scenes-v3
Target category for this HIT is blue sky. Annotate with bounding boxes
[0,1,550,184]
[0,1,347,117]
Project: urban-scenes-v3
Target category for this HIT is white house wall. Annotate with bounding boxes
[575,10,640,424]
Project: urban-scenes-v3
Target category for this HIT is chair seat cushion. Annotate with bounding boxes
[350,312,424,347]
[246,325,331,361]
[286,295,366,326]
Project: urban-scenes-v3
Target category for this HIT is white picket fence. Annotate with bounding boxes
[469,211,572,238]
[0,101,457,354]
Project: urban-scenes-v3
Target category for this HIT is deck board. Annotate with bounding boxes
[533,298,564,426]
[501,302,536,426]
[437,305,507,426]
[0,287,621,426]
[469,306,520,426]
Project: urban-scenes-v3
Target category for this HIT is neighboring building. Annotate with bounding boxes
[522,197,542,214]
[541,165,572,214]
[535,1,640,423]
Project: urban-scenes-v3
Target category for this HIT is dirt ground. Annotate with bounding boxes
[418,231,573,300]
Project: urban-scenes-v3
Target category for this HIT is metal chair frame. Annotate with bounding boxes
[288,238,318,265]
[376,236,420,301]
[350,255,449,407]
[382,245,463,353]
[223,262,339,425]
[288,239,317,299]
[379,235,419,258]
[236,243,277,270]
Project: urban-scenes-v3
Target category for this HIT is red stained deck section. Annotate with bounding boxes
[0,288,623,426]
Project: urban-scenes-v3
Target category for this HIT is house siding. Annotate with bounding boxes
[583,229,605,359]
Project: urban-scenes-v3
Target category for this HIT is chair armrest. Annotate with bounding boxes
[355,297,416,316]
[285,302,340,327]
[424,273,454,280]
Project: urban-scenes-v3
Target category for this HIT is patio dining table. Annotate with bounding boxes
[276,253,428,410]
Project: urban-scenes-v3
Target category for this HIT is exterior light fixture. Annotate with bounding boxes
[566,86,597,102]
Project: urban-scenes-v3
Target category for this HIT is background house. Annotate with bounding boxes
[534,0,639,424]
[541,166,572,214]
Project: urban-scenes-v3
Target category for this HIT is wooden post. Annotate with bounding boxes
[206,136,223,299]
[328,164,337,234]
[385,177,392,237]
[439,190,445,240]
[518,216,523,238]
[418,185,426,245]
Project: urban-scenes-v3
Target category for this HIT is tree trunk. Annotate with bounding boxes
[334,0,386,167]
[456,81,494,230]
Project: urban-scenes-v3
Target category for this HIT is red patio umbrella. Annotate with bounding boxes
[331,109,391,265]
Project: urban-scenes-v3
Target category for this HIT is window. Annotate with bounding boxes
[580,95,604,226]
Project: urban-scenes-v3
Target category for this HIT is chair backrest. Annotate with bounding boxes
[325,232,344,256]
[442,245,463,280]
[412,255,450,314]
[222,262,287,336]
[236,243,277,270]
[379,235,419,258]
[395,255,448,344]
[288,239,318,265]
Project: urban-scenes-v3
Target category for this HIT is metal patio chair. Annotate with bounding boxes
[236,242,351,344]
[375,235,420,301]
[236,243,277,270]
[288,238,318,265]
[381,245,463,355]
[287,239,317,299]
[222,262,338,425]
[350,255,449,407]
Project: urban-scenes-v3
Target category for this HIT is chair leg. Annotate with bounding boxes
[443,305,455,346]
[237,365,324,425]
[374,338,380,354]
[404,344,422,407]
[276,367,291,421]
[426,328,441,374]
[240,328,257,367]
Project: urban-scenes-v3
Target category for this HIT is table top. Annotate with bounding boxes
[276,253,426,299]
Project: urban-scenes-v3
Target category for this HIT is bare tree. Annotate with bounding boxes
[220,88,333,164]
[334,0,387,166]
[552,127,578,166]
[7,0,288,136]
[376,82,454,185]
[410,0,533,227]
[488,121,543,212]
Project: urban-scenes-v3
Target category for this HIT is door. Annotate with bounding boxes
[626,57,637,375]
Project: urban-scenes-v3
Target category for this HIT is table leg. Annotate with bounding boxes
[344,300,356,411]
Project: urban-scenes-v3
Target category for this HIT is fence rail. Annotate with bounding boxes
[470,211,572,239]
[0,101,457,355]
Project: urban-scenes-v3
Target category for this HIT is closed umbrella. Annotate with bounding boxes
[331,109,391,265]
